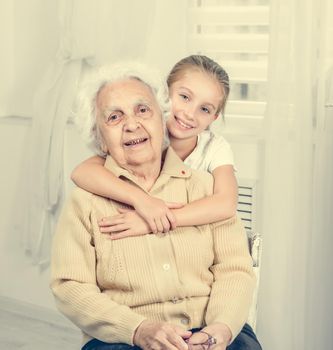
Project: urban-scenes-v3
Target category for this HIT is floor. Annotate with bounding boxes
[0,308,81,350]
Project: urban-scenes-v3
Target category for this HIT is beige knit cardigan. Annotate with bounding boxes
[51,148,255,346]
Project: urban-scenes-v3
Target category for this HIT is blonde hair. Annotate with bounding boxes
[167,55,230,116]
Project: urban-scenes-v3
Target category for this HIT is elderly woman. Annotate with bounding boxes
[51,63,261,350]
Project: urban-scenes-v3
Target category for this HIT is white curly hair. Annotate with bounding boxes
[74,62,171,157]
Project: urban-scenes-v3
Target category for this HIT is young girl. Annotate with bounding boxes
[71,55,238,238]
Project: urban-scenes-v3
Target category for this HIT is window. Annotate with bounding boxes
[187,0,270,136]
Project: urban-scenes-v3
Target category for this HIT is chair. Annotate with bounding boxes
[246,231,262,331]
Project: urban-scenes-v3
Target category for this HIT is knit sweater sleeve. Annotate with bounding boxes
[205,216,256,341]
[50,188,146,345]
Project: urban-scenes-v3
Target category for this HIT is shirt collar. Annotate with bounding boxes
[104,147,191,184]
[160,147,191,178]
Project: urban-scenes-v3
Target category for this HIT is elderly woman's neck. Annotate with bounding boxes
[126,159,162,192]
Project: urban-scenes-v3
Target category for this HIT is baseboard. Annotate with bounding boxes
[0,295,78,332]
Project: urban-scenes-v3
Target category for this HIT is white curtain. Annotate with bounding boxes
[22,0,96,265]
[21,0,188,265]
[258,0,333,348]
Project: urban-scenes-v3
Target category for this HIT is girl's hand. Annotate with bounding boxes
[186,323,232,350]
[132,194,184,234]
[134,320,191,350]
[99,208,151,239]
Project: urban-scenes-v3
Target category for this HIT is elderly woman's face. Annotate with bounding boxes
[96,78,164,168]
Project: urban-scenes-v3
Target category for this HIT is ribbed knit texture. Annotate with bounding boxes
[51,148,255,346]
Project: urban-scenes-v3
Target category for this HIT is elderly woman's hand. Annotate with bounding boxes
[134,320,192,350]
[186,323,232,350]
[131,193,184,233]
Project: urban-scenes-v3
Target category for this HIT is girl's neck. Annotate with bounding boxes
[170,135,198,161]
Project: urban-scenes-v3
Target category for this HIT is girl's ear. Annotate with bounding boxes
[214,114,219,120]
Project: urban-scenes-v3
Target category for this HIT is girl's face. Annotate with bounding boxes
[167,69,223,140]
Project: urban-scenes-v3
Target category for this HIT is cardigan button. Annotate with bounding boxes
[163,263,170,271]
[171,296,182,304]
[181,318,189,325]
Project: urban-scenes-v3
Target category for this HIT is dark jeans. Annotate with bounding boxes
[82,323,262,350]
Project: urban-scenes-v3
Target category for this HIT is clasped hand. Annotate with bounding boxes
[99,195,184,239]
[186,323,232,350]
[133,320,232,350]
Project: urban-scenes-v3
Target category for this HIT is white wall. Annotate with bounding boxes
[0,119,89,310]
[0,0,59,117]
[0,0,60,309]
[0,119,54,309]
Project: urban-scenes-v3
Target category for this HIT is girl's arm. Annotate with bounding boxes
[172,164,238,227]
[102,165,238,240]
[71,156,183,233]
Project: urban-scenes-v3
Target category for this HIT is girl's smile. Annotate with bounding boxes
[174,116,195,129]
